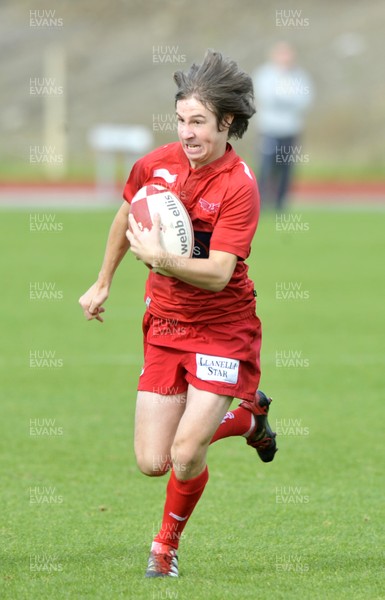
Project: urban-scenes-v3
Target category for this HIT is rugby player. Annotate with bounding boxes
[79,49,277,578]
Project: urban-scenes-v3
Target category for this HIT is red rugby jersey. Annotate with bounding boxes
[123,142,259,323]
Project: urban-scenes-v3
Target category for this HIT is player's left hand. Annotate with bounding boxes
[126,213,163,267]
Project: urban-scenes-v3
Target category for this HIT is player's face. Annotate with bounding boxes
[176,97,231,169]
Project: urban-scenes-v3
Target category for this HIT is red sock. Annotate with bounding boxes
[154,467,209,550]
[210,406,255,444]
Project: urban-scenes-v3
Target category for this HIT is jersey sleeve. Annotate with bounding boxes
[122,143,180,204]
[210,178,260,260]
[122,158,147,204]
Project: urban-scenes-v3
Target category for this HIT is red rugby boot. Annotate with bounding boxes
[145,541,179,578]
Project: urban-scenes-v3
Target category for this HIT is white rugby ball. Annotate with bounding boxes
[129,184,194,276]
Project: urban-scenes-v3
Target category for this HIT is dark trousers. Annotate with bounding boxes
[257,135,297,211]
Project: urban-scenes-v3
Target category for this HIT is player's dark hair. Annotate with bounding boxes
[173,49,256,139]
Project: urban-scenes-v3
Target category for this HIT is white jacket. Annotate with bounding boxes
[253,63,313,137]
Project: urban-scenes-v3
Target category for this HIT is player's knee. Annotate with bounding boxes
[135,450,172,477]
[171,438,206,473]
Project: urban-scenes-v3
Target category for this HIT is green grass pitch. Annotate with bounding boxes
[1,206,384,600]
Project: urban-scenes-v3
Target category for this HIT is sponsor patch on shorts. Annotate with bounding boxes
[196,353,239,384]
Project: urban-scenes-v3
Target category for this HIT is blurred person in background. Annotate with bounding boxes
[253,41,313,211]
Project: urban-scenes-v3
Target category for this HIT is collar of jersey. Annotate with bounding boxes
[177,142,238,174]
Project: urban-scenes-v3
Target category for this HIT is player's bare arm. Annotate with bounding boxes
[79,201,131,322]
[127,212,237,292]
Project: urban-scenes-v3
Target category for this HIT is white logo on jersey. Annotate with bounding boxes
[199,198,220,214]
[153,168,178,184]
[240,161,253,180]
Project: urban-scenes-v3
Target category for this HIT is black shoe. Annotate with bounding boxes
[240,390,278,463]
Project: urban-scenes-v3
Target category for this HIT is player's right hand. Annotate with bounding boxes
[79,282,109,323]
